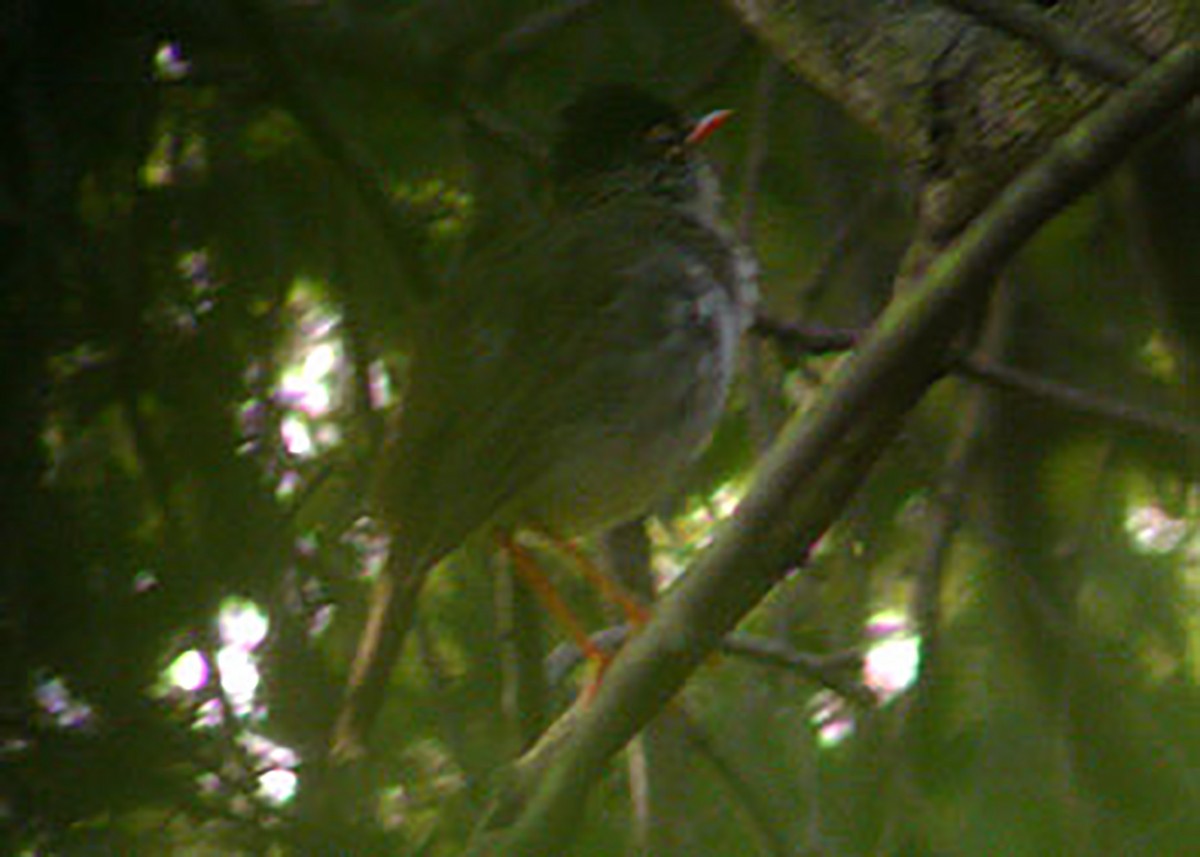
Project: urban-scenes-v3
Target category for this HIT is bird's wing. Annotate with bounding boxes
[375,196,738,556]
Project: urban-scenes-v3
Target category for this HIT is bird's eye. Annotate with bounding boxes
[644,122,676,146]
[644,123,687,163]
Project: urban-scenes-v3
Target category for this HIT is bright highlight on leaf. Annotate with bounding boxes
[34,676,95,730]
[864,633,920,701]
[167,649,210,693]
[259,767,298,805]
[220,598,270,650]
[863,610,919,702]
[1126,504,1187,554]
[153,42,190,81]
[273,282,347,466]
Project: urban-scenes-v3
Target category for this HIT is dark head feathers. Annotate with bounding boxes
[552,85,687,186]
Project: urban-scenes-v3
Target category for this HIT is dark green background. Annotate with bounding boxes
[4,1,1198,854]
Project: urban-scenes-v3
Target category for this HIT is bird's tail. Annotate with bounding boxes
[329,542,432,761]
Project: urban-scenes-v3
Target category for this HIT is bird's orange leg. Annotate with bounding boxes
[499,532,611,694]
[533,528,651,628]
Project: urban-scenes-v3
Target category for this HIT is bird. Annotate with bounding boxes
[331,84,757,760]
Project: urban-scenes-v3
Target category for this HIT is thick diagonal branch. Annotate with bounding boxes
[471,42,1200,856]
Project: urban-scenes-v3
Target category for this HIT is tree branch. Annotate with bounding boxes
[546,626,871,705]
[938,0,1149,84]
[470,42,1200,855]
[725,0,1186,236]
[754,317,1200,447]
[956,356,1200,445]
[676,710,792,857]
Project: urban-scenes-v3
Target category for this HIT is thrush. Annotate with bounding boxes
[332,84,756,759]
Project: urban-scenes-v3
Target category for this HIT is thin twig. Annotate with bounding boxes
[676,710,793,857]
[545,626,871,705]
[751,316,857,354]
[738,56,779,244]
[722,634,872,706]
[876,278,1018,855]
[795,184,893,314]
[754,315,1200,447]
[496,560,550,750]
[738,58,785,451]
[479,0,606,72]
[958,357,1200,445]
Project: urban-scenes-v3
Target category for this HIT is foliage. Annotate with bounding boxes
[4,1,1198,854]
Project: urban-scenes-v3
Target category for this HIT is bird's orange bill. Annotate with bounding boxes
[685,109,733,147]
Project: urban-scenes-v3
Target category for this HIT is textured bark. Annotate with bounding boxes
[725,0,1193,235]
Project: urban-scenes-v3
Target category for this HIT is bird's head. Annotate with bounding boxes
[552,84,732,216]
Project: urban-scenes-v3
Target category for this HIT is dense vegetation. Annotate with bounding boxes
[4,1,1198,854]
